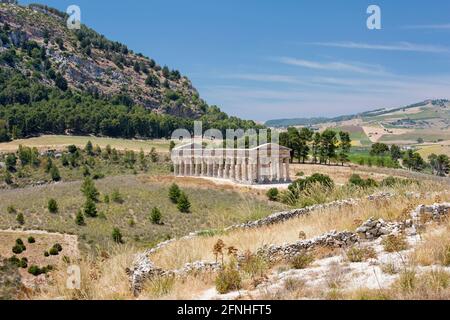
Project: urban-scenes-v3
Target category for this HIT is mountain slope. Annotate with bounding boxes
[0,2,260,141]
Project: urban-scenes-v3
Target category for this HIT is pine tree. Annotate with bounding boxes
[177,192,191,213]
[150,207,162,224]
[16,213,24,225]
[84,198,97,217]
[81,177,99,202]
[75,210,85,226]
[48,199,58,213]
[168,183,181,203]
[85,140,94,156]
[50,164,61,181]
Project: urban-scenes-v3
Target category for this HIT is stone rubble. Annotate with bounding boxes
[128,196,449,295]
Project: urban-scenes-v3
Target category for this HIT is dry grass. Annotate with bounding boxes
[151,182,449,270]
[411,223,450,267]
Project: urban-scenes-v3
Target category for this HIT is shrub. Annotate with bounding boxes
[168,183,181,203]
[44,251,49,257]
[15,239,24,246]
[84,198,97,218]
[7,205,16,214]
[47,199,58,213]
[75,210,85,226]
[215,261,242,294]
[49,247,59,256]
[81,177,99,202]
[288,173,334,198]
[49,165,61,181]
[19,258,27,269]
[27,237,35,244]
[53,243,63,252]
[12,245,24,254]
[150,207,162,225]
[266,188,279,201]
[348,174,378,188]
[16,213,24,225]
[240,251,269,279]
[28,265,41,276]
[382,234,408,253]
[346,246,377,262]
[177,192,191,213]
[290,252,314,269]
[112,227,123,244]
[111,190,124,204]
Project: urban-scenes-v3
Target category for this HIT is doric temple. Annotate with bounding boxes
[171,143,292,184]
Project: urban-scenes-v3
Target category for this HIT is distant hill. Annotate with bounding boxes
[266,99,450,128]
[0,2,260,140]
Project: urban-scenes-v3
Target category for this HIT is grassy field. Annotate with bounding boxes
[0,135,170,153]
[0,174,286,253]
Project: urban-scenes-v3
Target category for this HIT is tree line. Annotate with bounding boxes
[279,127,352,165]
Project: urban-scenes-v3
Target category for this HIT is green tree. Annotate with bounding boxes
[168,183,181,203]
[403,150,425,171]
[84,198,97,217]
[0,119,10,142]
[320,129,338,164]
[338,131,352,166]
[150,207,162,224]
[390,144,402,161]
[81,177,99,202]
[149,147,158,162]
[47,199,58,213]
[16,213,24,225]
[5,154,16,172]
[177,192,191,213]
[370,143,390,156]
[75,210,85,226]
[311,133,321,164]
[298,128,313,163]
[266,188,279,201]
[85,140,94,156]
[50,164,61,182]
[429,154,450,176]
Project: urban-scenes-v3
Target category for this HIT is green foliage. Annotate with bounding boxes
[84,198,97,218]
[27,236,36,244]
[47,198,58,213]
[112,227,123,244]
[288,173,334,197]
[49,247,59,256]
[16,213,24,225]
[177,192,191,213]
[168,183,181,203]
[403,150,426,172]
[266,188,279,201]
[348,174,378,188]
[428,153,450,176]
[111,190,124,204]
[81,177,99,202]
[5,154,16,172]
[150,207,162,225]
[370,143,390,156]
[75,210,85,226]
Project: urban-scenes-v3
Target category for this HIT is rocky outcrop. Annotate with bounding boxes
[356,218,406,240]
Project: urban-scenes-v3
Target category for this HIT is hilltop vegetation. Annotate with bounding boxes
[0,3,260,142]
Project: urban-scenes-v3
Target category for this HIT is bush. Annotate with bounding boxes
[19,258,28,269]
[168,183,181,203]
[288,174,334,197]
[266,188,279,201]
[177,192,191,213]
[53,243,63,252]
[348,174,378,188]
[49,247,59,256]
[27,237,35,244]
[44,251,49,257]
[112,227,123,244]
[215,261,242,294]
[150,207,162,225]
[290,252,314,269]
[75,210,85,226]
[7,205,16,214]
[111,190,124,204]
[84,198,97,217]
[346,246,377,262]
[47,199,58,213]
[50,165,61,181]
[12,245,24,254]
[28,265,41,276]
[16,213,24,225]
[382,234,408,253]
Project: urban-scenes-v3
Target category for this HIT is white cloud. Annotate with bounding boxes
[310,41,450,54]
[276,57,388,75]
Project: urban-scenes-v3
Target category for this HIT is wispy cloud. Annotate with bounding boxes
[221,73,304,85]
[403,24,450,30]
[309,41,450,53]
[276,57,387,75]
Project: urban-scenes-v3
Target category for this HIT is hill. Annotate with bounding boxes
[0,2,260,141]
[267,99,450,146]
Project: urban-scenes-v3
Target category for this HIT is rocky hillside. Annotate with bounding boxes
[0,2,204,118]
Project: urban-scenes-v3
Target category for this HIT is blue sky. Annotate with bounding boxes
[21,0,450,121]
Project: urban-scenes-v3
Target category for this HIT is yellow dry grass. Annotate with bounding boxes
[151,182,450,270]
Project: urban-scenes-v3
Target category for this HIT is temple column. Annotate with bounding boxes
[230,158,235,180]
[242,159,248,182]
[284,158,291,181]
[195,160,201,176]
[174,160,179,176]
[236,159,242,181]
[201,159,206,176]
[248,162,254,184]
[189,159,194,176]
[225,159,230,179]
[219,161,224,178]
